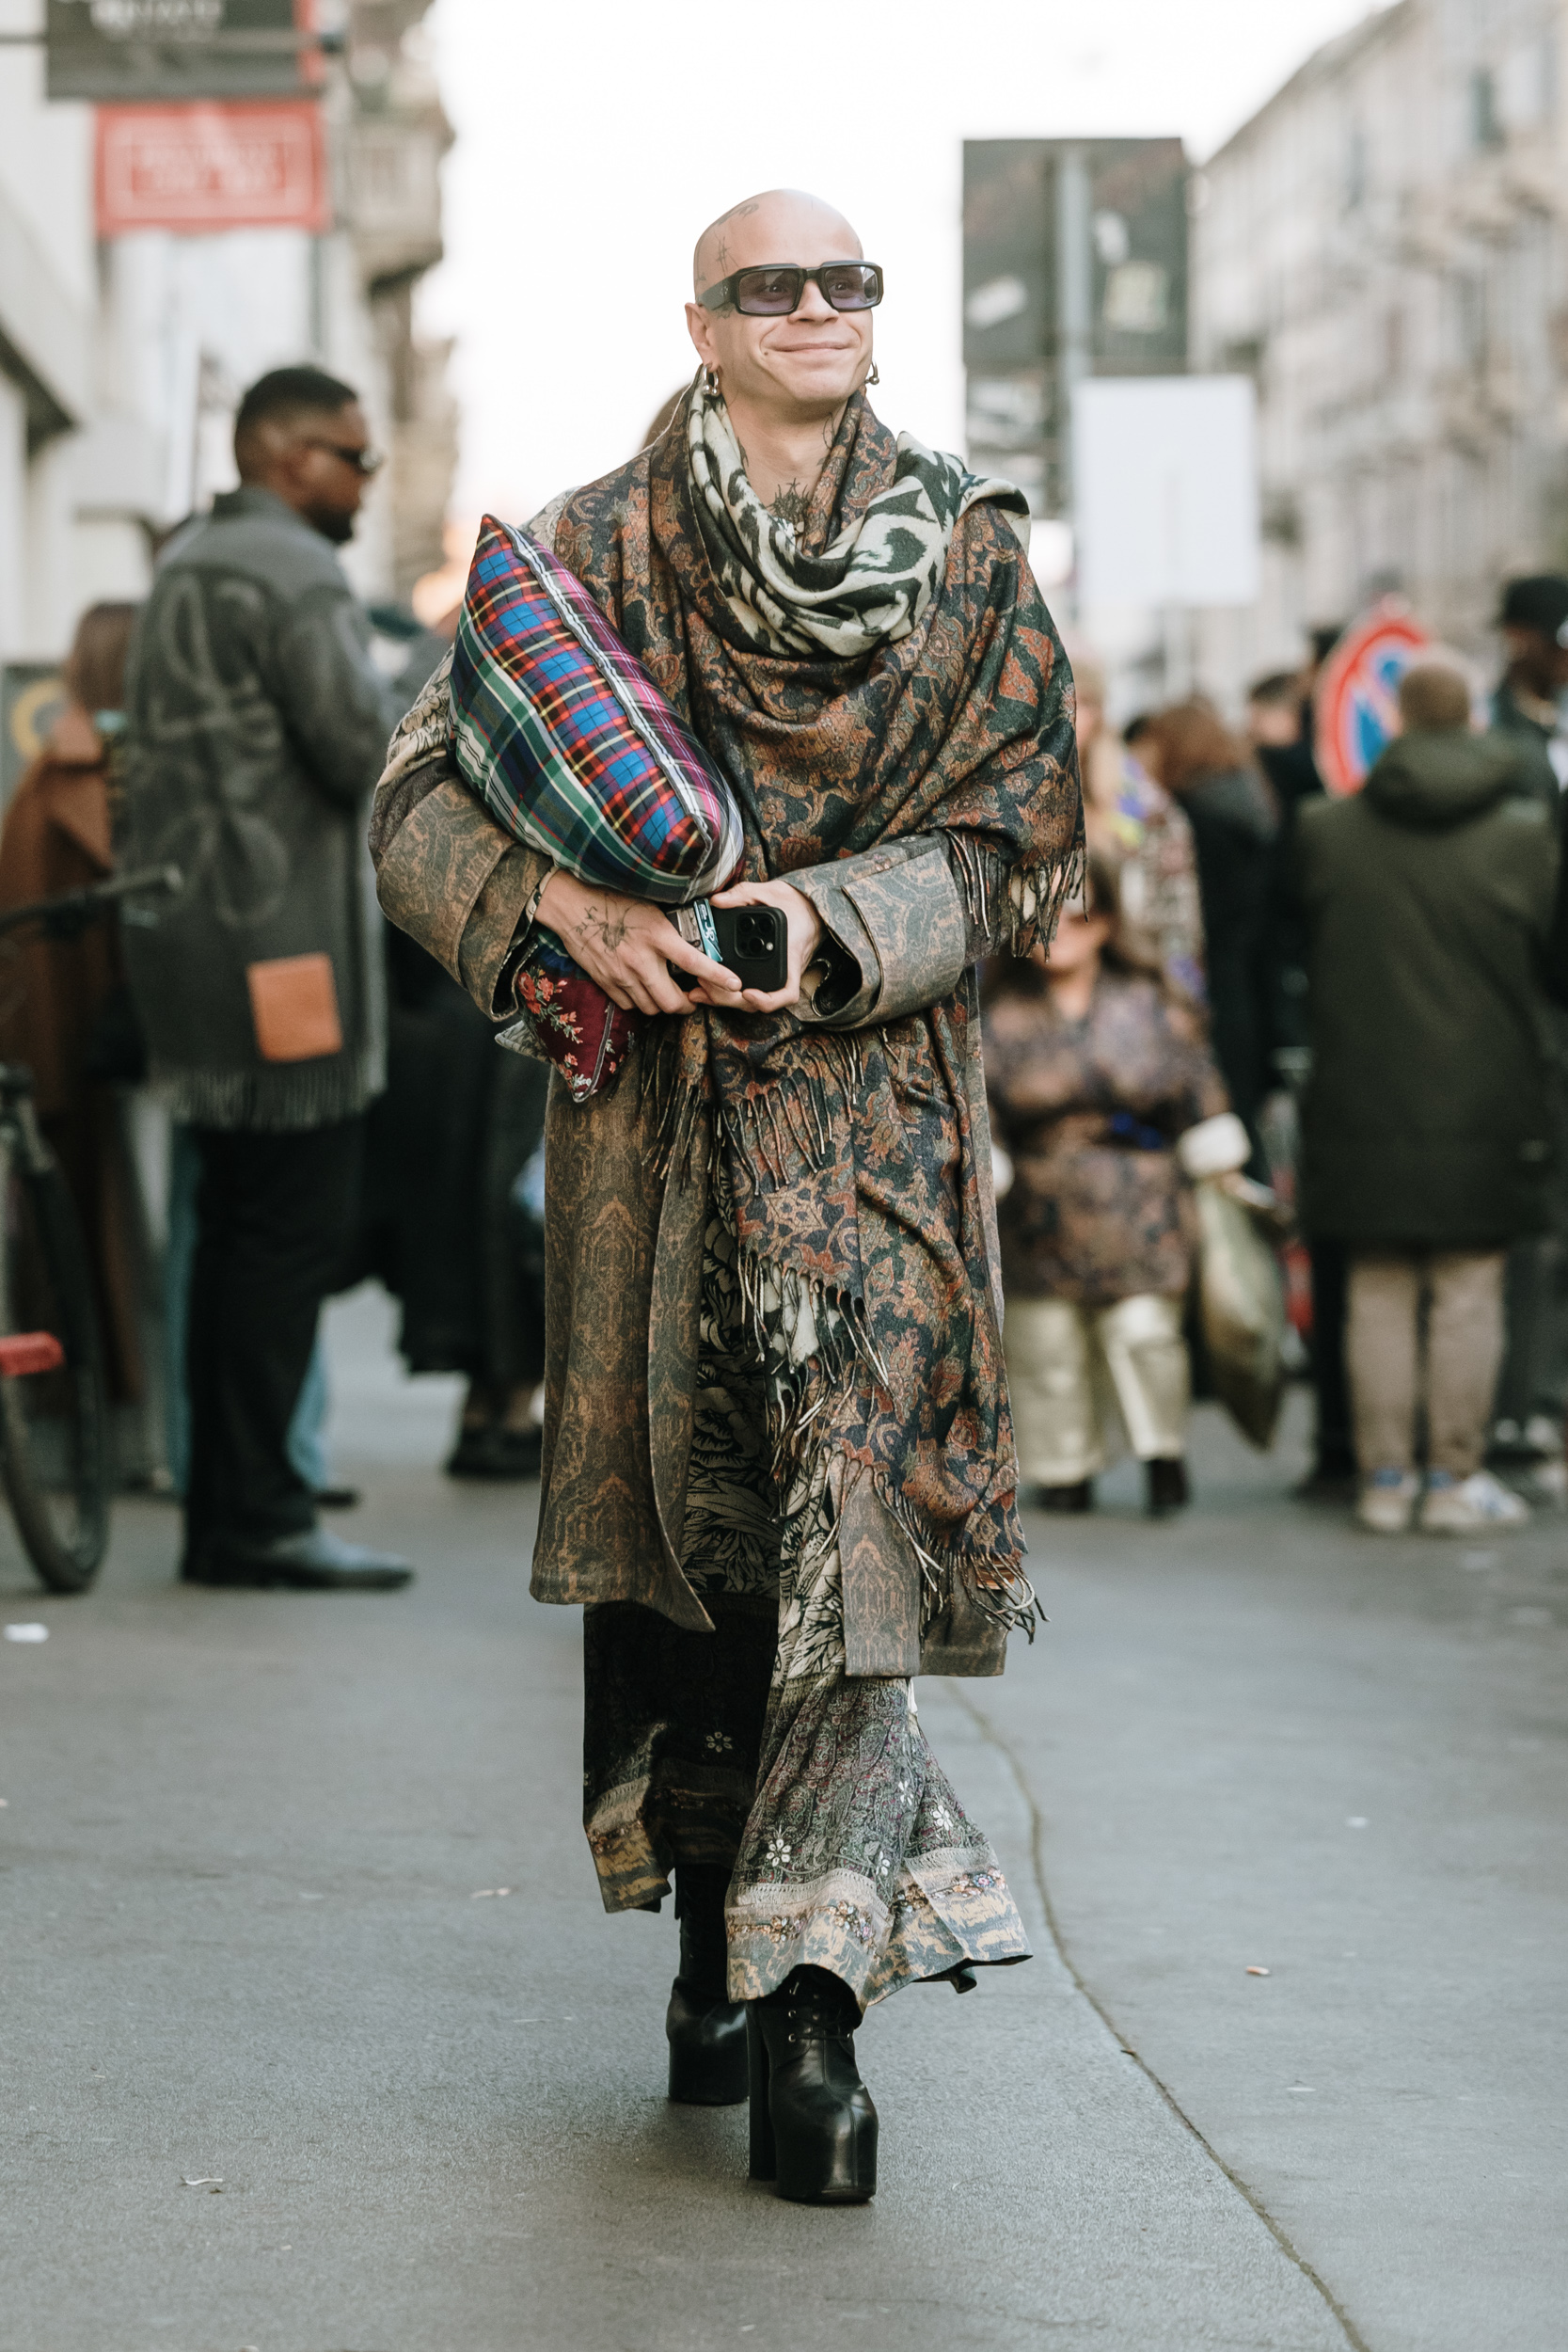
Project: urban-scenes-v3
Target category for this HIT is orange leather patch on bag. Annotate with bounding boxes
[245,953,343,1063]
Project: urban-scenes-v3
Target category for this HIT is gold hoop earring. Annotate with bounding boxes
[864,362,880,387]
[703,365,721,396]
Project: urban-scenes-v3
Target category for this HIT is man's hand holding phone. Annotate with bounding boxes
[536,870,822,1017]
[536,871,739,1015]
[708,878,822,1011]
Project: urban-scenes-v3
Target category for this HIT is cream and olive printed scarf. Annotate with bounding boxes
[686,378,1031,660]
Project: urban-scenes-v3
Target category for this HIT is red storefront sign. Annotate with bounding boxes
[96,101,328,235]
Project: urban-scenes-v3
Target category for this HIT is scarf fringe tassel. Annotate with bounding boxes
[950,834,1085,961]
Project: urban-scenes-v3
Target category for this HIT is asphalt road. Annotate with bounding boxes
[1,1284,1562,2352]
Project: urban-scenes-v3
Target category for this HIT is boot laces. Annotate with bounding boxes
[784,1971,856,2046]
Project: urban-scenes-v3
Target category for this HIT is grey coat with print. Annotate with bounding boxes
[119,485,401,1131]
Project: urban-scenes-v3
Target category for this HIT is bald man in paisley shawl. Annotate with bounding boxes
[371,191,1080,2046]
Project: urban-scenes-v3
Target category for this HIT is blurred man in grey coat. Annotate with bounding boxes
[121,366,412,1590]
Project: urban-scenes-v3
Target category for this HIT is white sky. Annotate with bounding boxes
[420,0,1388,530]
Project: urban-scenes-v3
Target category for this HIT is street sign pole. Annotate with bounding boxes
[1055,142,1091,612]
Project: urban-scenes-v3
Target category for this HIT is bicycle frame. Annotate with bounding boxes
[0,863,182,945]
[0,1057,111,1588]
[0,1065,57,1181]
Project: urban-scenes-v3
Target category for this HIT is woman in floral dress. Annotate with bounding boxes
[985,857,1244,1518]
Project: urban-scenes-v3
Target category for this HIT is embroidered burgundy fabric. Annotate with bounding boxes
[514,931,641,1105]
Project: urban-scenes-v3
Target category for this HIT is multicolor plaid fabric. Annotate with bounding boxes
[451,514,743,902]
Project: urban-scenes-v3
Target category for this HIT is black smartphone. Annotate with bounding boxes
[673,900,789,993]
[711,903,788,992]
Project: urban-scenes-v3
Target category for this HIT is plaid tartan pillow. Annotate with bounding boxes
[451,514,744,901]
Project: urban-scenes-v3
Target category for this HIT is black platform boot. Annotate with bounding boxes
[747,1965,878,2203]
[666,1864,747,2106]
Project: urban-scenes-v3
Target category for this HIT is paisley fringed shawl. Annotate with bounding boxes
[550,385,1082,1648]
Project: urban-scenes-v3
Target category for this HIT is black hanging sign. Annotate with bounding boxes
[46,1,318,103]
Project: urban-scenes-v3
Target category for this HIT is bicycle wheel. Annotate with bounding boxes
[0,1141,109,1592]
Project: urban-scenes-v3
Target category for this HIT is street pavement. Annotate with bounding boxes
[2,1283,1563,2352]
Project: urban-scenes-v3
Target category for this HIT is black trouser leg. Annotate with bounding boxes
[1494,1234,1562,1431]
[1309,1238,1354,1477]
[183,1119,364,1558]
[580,1597,777,1912]
[483,1051,549,1391]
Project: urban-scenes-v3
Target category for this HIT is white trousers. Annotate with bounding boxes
[1004,1293,1190,1484]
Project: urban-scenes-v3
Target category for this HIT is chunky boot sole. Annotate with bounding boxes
[667,1993,748,2106]
[747,2006,877,2203]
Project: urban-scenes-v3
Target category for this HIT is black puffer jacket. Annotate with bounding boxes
[120,487,401,1130]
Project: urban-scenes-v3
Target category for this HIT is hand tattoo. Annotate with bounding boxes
[576,902,628,953]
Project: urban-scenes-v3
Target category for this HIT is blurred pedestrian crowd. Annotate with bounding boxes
[3,358,1568,1578]
[0,367,549,1594]
[985,596,1568,1538]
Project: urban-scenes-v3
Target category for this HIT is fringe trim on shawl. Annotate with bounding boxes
[641,1040,863,1194]
[727,1230,1041,1647]
[638,1048,899,1489]
[866,1465,1042,1645]
[949,834,1085,960]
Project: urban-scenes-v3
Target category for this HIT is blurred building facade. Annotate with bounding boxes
[962,137,1190,525]
[1193,0,1568,687]
[0,0,454,711]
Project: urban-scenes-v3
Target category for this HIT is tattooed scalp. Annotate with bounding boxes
[692,189,860,295]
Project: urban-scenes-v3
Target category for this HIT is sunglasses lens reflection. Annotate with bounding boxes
[821,264,879,310]
[736,267,805,314]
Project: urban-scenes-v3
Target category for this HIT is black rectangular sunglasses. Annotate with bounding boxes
[699,262,883,317]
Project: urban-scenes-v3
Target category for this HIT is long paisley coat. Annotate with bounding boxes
[370,395,1080,1677]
